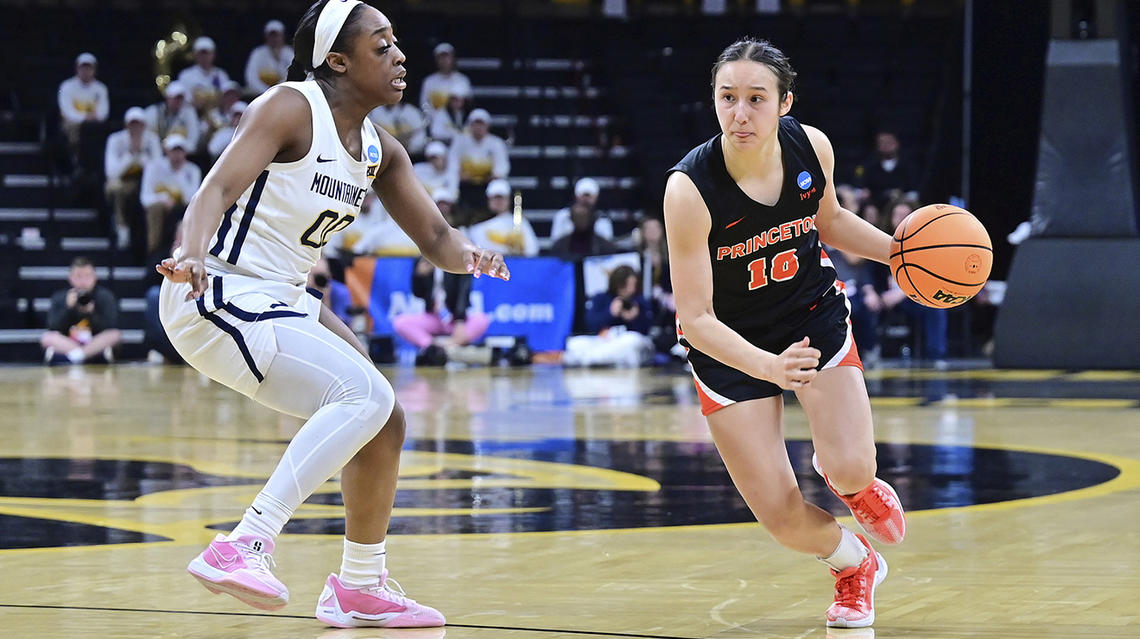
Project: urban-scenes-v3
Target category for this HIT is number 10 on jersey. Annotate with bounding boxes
[747,249,799,290]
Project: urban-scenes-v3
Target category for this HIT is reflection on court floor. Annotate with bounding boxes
[1,365,1137,638]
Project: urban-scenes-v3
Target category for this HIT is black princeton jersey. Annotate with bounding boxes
[668,116,837,335]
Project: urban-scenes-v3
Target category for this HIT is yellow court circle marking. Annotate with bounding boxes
[0,437,1136,550]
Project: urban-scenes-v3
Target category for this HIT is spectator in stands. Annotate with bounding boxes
[449,108,510,209]
[550,177,613,242]
[566,264,653,367]
[347,191,421,257]
[368,101,427,156]
[855,130,921,207]
[419,42,472,114]
[428,88,469,144]
[413,140,455,196]
[41,256,122,365]
[245,19,293,96]
[105,106,163,251]
[202,81,243,145]
[57,52,109,164]
[879,197,948,366]
[308,256,353,326]
[144,81,201,153]
[140,134,202,256]
[177,37,232,117]
[548,201,618,260]
[207,100,247,161]
[586,265,652,334]
[466,179,538,256]
[58,51,110,174]
[393,254,492,366]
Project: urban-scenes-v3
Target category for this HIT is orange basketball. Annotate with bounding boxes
[888,204,993,309]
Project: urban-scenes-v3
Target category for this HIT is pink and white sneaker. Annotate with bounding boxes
[187,534,289,611]
[813,453,907,545]
[316,572,446,628]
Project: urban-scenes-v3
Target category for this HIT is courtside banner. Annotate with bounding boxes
[346,257,575,351]
[345,256,419,337]
[471,257,575,351]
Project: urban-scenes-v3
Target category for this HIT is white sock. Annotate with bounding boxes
[819,526,869,571]
[339,539,387,589]
[227,491,293,542]
[67,348,85,363]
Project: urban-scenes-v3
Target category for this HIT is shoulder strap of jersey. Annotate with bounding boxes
[779,116,825,176]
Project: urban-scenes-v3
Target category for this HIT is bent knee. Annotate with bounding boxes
[820,453,877,494]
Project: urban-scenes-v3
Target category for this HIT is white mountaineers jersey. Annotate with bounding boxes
[206,80,383,287]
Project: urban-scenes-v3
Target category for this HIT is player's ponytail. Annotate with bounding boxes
[287,0,367,82]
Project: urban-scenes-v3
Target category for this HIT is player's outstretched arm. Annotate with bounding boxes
[803,124,892,265]
[664,172,819,389]
[157,87,311,299]
[372,129,508,281]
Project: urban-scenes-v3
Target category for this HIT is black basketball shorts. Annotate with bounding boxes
[680,282,863,415]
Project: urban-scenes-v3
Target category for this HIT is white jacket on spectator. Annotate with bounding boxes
[419,72,471,113]
[140,156,202,208]
[104,129,162,181]
[58,76,109,124]
[549,207,614,242]
[367,104,427,155]
[144,102,201,151]
[467,212,539,257]
[245,43,293,94]
[428,107,465,144]
[413,162,455,195]
[448,133,510,186]
[178,64,232,111]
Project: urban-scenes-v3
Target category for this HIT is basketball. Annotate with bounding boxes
[888,204,993,309]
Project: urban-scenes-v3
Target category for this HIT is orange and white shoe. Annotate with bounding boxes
[826,534,887,628]
[813,453,906,545]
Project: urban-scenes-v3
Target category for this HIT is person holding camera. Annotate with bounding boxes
[586,264,652,335]
[565,264,654,367]
[41,256,122,364]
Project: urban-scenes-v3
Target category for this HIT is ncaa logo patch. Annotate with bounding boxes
[797,171,813,190]
[367,145,380,163]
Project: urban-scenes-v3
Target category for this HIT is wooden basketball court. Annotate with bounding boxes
[1,363,1137,638]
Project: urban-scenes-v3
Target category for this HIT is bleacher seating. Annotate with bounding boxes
[0,4,957,363]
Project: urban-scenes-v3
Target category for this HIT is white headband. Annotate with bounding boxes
[311,0,362,70]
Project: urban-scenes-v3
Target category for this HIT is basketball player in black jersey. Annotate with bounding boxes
[664,38,906,629]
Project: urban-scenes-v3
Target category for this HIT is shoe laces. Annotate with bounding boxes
[851,484,892,521]
[833,563,871,611]
[364,576,416,605]
[235,541,278,575]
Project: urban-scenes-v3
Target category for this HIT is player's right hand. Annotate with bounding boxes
[770,337,821,390]
[156,256,208,301]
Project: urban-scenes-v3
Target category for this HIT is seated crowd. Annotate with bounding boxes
[49,25,956,369]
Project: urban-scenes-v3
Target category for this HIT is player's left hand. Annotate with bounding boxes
[465,247,510,281]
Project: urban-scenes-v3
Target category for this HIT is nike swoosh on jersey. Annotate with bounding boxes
[316,155,336,163]
[725,216,745,229]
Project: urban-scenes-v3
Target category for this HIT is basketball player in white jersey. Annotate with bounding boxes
[156,1,508,628]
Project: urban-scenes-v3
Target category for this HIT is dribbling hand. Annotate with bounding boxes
[465,248,510,281]
[770,336,821,390]
[156,256,208,301]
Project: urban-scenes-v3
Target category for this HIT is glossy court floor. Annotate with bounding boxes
[1,363,1138,638]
